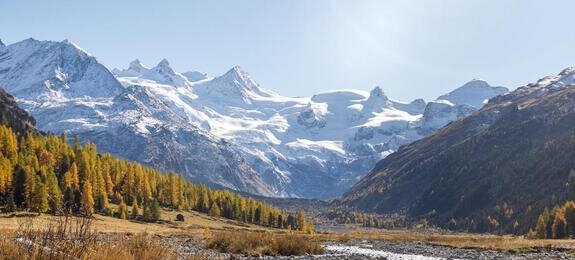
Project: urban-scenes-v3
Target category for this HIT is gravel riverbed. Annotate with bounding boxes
[159,236,573,259]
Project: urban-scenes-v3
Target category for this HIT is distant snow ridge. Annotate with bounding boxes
[0,38,510,198]
[437,79,508,108]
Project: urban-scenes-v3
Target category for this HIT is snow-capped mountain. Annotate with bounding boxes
[437,79,508,108]
[0,38,273,196]
[114,60,507,198]
[0,38,509,198]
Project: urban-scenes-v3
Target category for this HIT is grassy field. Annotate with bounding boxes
[0,208,272,236]
[317,228,575,253]
[0,209,317,259]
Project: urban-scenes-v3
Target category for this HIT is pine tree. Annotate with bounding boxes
[142,202,151,220]
[5,192,16,213]
[31,176,49,213]
[23,166,36,208]
[209,202,221,217]
[277,214,283,229]
[65,163,80,191]
[81,180,94,216]
[0,157,12,194]
[548,207,558,238]
[305,223,314,234]
[552,212,567,239]
[564,201,575,237]
[118,199,128,220]
[297,212,307,231]
[254,206,261,225]
[46,170,62,213]
[149,199,161,222]
[131,198,139,219]
[199,189,209,212]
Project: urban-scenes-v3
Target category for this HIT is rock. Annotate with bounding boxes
[176,214,184,222]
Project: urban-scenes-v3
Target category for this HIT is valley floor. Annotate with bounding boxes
[1,211,574,259]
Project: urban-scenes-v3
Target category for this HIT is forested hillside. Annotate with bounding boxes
[0,88,312,231]
[0,125,312,231]
[341,68,575,234]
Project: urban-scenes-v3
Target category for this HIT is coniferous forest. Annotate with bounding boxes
[531,201,575,239]
[0,125,313,232]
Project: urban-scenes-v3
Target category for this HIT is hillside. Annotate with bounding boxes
[341,67,575,233]
[0,87,38,135]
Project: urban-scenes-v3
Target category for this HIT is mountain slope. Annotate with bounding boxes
[0,87,38,135]
[341,67,575,233]
[0,38,273,196]
[0,37,508,198]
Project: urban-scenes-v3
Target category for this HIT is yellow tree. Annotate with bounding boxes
[209,202,221,217]
[23,165,36,207]
[118,199,128,220]
[297,212,307,231]
[64,162,80,191]
[81,180,95,216]
[46,170,62,212]
[0,156,12,194]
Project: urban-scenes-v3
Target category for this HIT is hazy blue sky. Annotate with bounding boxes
[2,0,575,101]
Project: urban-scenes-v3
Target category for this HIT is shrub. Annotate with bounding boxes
[206,231,324,256]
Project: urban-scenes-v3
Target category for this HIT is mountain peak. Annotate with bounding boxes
[57,39,92,56]
[369,86,387,99]
[559,66,575,76]
[223,65,247,78]
[157,58,171,68]
[153,58,176,75]
[437,79,508,108]
[219,65,256,88]
[0,37,122,98]
[201,65,277,101]
[361,86,391,112]
[129,59,147,72]
[460,78,490,88]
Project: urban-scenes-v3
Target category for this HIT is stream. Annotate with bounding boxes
[325,244,444,259]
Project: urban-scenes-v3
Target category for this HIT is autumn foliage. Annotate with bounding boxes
[0,125,311,230]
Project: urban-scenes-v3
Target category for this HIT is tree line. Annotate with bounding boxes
[324,207,403,229]
[0,125,313,232]
[530,201,575,239]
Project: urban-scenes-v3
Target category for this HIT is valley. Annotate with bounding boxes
[4,0,575,258]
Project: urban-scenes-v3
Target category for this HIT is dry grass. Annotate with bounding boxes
[89,233,176,260]
[0,208,269,235]
[0,214,178,260]
[7,209,575,256]
[318,229,575,253]
[0,209,284,259]
[206,231,325,256]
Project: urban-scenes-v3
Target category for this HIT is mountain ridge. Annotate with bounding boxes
[0,38,509,199]
[341,67,575,233]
